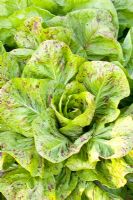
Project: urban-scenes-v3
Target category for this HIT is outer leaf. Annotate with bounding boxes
[122,27,133,79]
[67,180,123,200]
[15,29,39,50]
[22,40,84,84]
[84,182,123,200]
[0,153,16,171]
[122,103,133,117]
[9,48,34,73]
[56,0,119,32]
[113,0,133,29]
[0,6,54,45]
[45,161,63,176]
[30,0,118,33]
[29,0,58,13]
[15,16,74,50]
[124,149,133,166]
[9,6,54,28]
[15,16,44,49]
[55,168,78,200]
[87,116,133,165]
[0,42,20,88]
[47,9,122,61]
[33,108,92,163]
[78,158,133,189]
[77,61,130,124]
[0,78,51,137]
[66,180,86,200]
[66,146,94,171]
[10,49,34,59]
[42,27,74,47]
[126,174,133,198]
[0,167,56,200]
[0,0,28,17]
[0,130,44,177]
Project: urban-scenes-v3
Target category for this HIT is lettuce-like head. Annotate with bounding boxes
[1,40,129,163]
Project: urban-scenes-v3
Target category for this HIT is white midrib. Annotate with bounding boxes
[95,77,106,107]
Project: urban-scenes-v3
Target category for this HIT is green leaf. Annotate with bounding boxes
[113,0,133,29]
[0,6,54,45]
[124,149,133,166]
[77,61,130,124]
[87,116,133,165]
[121,103,133,117]
[15,29,39,50]
[84,182,123,200]
[10,49,34,59]
[126,174,133,198]
[29,0,58,13]
[22,40,84,84]
[122,27,133,79]
[9,6,54,28]
[47,9,122,61]
[0,42,20,88]
[66,146,95,171]
[14,16,43,49]
[59,0,118,29]
[33,108,92,163]
[67,180,123,200]
[52,81,95,139]
[42,27,74,46]
[78,158,133,189]
[0,78,51,137]
[66,180,86,200]
[0,153,16,171]
[45,161,64,176]
[0,0,28,17]
[122,28,133,66]
[0,130,44,177]
[9,48,34,73]
[55,168,78,199]
[0,167,56,200]
[15,16,75,50]
[30,0,119,36]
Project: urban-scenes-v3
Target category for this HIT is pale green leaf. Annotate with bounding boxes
[0,130,44,177]
[87,116,133,165]
[23,40,84,84]
[33,108,92,163]
[0,78,51,137]
[77,61,130,124]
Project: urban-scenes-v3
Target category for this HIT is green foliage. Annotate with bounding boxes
[0,1,133,199]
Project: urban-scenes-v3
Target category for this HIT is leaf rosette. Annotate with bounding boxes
[0,1,133,199]
[51,81,95,139]
[0,40,130,165]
